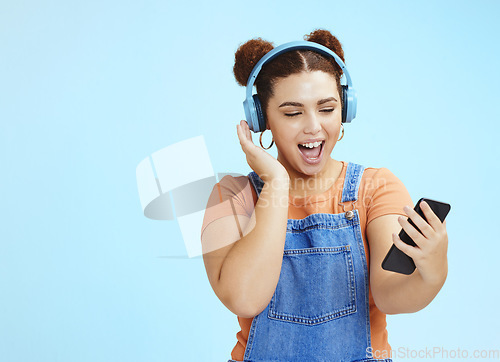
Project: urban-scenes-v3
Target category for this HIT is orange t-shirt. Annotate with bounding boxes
[201,160,413,361]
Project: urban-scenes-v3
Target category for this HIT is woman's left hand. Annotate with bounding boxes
[392,201,448,286]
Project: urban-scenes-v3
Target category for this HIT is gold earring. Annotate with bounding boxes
[338,123,344,141]
[259,129,274,149]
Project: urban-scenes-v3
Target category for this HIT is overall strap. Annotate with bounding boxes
[341,162,365,203]
[247,171,264,198]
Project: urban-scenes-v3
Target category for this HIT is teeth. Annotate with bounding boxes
[301,141,322,148]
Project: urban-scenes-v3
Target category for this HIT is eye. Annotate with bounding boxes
[284,109,334,117]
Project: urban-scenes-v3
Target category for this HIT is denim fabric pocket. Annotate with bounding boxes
[268,245,356,325]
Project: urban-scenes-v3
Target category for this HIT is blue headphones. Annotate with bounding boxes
[243,40,357,133]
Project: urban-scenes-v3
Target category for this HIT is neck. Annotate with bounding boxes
[284,157,342,198]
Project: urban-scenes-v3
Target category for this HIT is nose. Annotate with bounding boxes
[303,112,322,135]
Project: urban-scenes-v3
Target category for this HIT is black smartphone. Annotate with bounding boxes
[381,198,451,275]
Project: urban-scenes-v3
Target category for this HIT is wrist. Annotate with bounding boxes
[264,177,290,191]
[417,261,448,289]
[262,174,290,187]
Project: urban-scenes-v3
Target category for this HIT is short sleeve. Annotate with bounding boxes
[200,175,257,238]
[364,167,413,225]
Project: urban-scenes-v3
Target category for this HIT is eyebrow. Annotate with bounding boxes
[279,97,338,108]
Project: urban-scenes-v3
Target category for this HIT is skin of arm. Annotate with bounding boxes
[214,177,290,318]
[367,202,448,314]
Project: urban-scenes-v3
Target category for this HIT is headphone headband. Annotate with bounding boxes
[243,40,357,132]
[245,41,352,97]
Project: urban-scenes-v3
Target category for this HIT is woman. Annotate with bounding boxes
[201,29,448,362]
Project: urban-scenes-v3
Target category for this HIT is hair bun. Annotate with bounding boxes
[304,29,345,75]
[233,38,274,87]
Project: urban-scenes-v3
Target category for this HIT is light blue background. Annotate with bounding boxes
[1,0,499,361]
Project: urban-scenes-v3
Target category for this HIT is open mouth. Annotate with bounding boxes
[298,140,324,162]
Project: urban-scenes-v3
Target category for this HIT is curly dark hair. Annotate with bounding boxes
[233,29,346,125]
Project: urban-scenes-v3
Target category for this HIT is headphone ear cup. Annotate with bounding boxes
[253,94,267,132]
[341,85,357,123]
[341,86,348,123]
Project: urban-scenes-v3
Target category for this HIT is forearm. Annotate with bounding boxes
[219,179,289,316]
[376,262,448,314]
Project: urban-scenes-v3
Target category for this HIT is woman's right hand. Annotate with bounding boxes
[236,120,289,184]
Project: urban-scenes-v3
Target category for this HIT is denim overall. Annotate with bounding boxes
[228,162,392,362]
